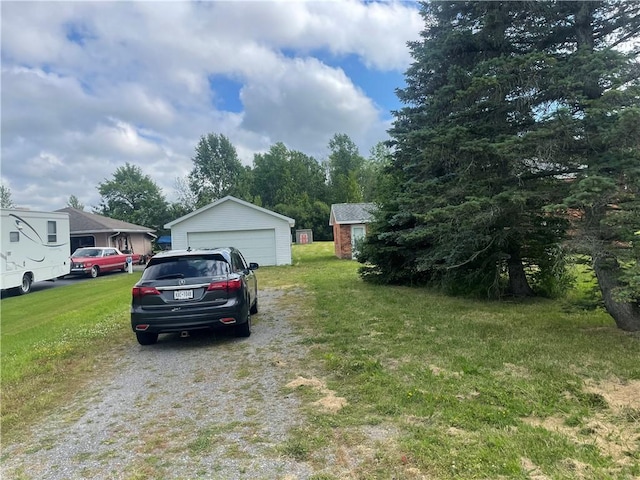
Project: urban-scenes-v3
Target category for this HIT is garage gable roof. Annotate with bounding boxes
[329,203,376,226]
[164,196,295,228]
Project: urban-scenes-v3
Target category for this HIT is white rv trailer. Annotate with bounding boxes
[1,209,71,295]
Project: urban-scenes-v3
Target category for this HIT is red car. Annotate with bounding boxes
[69,247,139,278]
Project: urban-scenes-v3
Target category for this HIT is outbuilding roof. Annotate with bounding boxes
[56,207,156,236]
[329,203,376,225]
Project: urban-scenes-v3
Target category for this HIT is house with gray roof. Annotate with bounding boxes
[329,203,376,259]
[56,208,155,257]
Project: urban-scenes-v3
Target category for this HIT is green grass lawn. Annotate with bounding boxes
[2,242,639,479]
[1,272,141,438]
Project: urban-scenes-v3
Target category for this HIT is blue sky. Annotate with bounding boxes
[1,1,422,212]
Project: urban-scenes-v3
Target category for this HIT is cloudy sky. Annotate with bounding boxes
[1,1,423,212]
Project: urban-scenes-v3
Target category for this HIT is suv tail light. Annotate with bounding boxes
[132,286,161,299]
[207,278,242,292]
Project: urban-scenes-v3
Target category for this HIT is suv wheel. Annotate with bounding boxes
[235,312,251,338]
[250,297,258,314]
[136,331,158,345]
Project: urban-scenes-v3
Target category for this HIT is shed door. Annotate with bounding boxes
[351,225,366,259]
[187,229,277,266]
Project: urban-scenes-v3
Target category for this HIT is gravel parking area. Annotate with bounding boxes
[2,288,317,479]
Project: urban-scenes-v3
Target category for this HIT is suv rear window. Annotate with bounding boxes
[142,255,230,280]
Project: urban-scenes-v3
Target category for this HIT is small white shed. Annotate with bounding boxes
[165,196,295,266]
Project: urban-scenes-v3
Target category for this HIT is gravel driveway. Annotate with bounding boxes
[2,288,318,479]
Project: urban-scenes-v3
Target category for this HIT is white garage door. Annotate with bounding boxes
[187,229,276,266]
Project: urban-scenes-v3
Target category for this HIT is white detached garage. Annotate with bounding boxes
[165,196,295,266]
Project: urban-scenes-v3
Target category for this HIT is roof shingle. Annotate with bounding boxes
[56,208,155,234]
[329,203,376,225]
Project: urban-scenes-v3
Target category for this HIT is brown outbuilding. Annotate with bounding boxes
[56,207,155,258]
[329,203,376,259]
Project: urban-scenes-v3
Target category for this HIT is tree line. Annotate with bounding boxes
[90,133,389,241]
[0,133,386,242]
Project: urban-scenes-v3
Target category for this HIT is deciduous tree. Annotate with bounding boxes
[188,133,252,207]
[360,142,393,203]
[96,163,168,233]
[67,195,85,210]
[252,142,331,238]
[252,143,327,206]
[327,133,365,204]
[1,185,14,208]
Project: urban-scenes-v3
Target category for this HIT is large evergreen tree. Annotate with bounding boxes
[539,1,640,330]
[360,1,640,329]
[360,2,571,297]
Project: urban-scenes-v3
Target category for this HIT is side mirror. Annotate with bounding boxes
[249,262,259,270]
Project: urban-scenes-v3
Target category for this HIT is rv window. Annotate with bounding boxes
[10,231,19,242]
[47,221,57,243]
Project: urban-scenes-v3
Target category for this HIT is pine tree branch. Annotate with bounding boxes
[446,238,496,270]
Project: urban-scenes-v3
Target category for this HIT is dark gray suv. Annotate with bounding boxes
[131,247,258,345]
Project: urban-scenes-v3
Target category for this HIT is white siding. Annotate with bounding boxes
[188,229,276,265]
[169,199,292,266]
[1,209,71,289]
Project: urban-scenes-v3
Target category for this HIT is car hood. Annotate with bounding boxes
[71,255,103,261]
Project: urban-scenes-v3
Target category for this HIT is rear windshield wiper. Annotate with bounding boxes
[155,273,185,280]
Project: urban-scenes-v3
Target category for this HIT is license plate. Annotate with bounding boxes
[174,290,194,300]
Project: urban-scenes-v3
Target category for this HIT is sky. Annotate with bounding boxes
[1,1,423,212]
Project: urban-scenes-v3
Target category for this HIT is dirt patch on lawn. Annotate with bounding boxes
[286,376,348,414]
[584,377,640,410]
[523,377,640,476]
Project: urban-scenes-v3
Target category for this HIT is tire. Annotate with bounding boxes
[235,312,251,338]
[90,266,99,278]
[17,273,32,295]
[136,332,158,345]
[250,296,258,315]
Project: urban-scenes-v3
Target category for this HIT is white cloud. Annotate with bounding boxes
[240,55,379,156]
[0,1,422,212]
[197,0,420,70]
